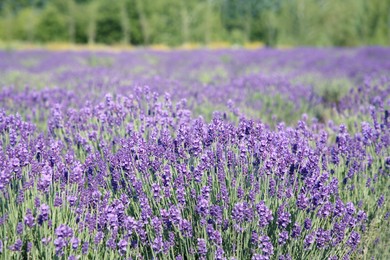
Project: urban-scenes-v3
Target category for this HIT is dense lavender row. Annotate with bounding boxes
[1,48,390,121]
[0,48,389,259]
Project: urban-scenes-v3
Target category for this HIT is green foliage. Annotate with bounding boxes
[313,79,351,111]
[35,4,67,42]
[0,0,389,46]
[84,54,114,67]
[95,1,122,44]
[244,91,309,125]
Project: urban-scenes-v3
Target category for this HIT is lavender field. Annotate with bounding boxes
[0,48,389,259]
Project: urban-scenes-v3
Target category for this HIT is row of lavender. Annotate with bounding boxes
[0,48,389,259]
[1,48,389,119]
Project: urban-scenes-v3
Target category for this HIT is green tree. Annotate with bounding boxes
[119,0,130,44]
[0,0,389,46]
[35,3,67,42]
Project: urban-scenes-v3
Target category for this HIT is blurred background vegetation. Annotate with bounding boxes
[0,0,389,47]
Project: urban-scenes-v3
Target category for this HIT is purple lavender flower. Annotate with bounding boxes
[34,197,41,208]
[279,254,292,260]
[152,235,163,253]
[118,239,128,255]
[94,231,104,245]
[277,207,291,229]
[232,202,252,224]
[232,203,245,223]
[38,204,50,225]
[197,198,209,217]
[42,237,51,245]
[304,218,312,230]
[54,194,63,207]
[17,190,24,204]
[106,238,116,250]
[215,246,225,260]
[278,231,289,245]
[251,230,259,245]
[210,205,223,225]
[346,202,356,215]
[318,202,333,218]
[316,228,331,249]
[292,223,302,239]
[70,237,79,250]
[334,199,346,218]
[169,205,182,226]
[296,193,309,210]
[71,163,84,184]
[82,242,89,255]
[377,195,385,208]
[16,222,23,235]
[347,231,360,248]
[9,239,23,252]
[197,238,207,256]
[38,168,52,192]
[180,219,193,238]
[268,179,276,196]
[54,237,66,256]
[56,224,73,239]
[176,186,186,206]
[259,235,273,256]
[67,196,77,207]
[252,254,267,260]
[256,201,273,228]
[152,183,162,201]
[24,209,35,228]
[27,241,32,252]
[357,210,367,223]
[304,233,315,249]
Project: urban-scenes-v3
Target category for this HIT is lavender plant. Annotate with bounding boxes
[0,48,389,259]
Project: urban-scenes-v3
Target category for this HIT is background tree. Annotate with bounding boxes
[119,0,130,44]
[0,0,389,47]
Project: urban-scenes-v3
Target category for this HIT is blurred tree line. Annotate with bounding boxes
[0,0,389,46]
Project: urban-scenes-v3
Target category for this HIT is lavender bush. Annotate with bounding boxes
[0,48,389,259]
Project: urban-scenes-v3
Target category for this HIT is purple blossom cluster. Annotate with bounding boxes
[0,48,388,259]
